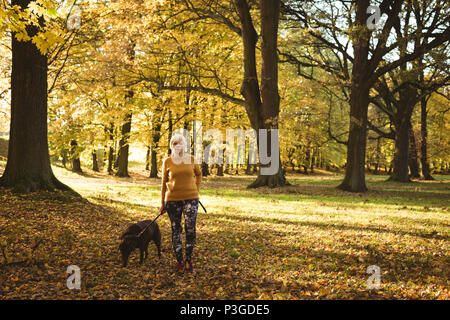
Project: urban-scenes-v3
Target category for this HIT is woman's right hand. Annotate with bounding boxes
[159,205,166,215]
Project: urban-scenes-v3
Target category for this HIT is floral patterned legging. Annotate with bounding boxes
[165,198,199,263]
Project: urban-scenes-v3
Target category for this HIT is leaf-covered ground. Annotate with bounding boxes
[0,165,449,299]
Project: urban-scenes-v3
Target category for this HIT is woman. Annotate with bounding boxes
[160,134,202,273]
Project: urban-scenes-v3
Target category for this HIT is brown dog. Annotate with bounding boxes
[119,220,161,267]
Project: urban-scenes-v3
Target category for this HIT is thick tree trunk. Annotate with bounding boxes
[202,162,210,177]
[248,155,288,187]
[337,0,370,192]
[420,95,434,180]
[235,0,288,188]
[92,151,99,172]
[248,0,287,188]
[408,127,420,179]
[215,162,222,176]
[116,113,132,177]
[0,4,75,194]
[338,85,370,192]
[390,120,411,182]
[389,80,416,182]
[305,146,311,174]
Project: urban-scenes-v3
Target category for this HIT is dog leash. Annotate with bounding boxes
[136,200,207,238]
[199,200,207,213]
[136,208,167,238]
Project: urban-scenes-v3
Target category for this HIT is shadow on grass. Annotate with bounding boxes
[90,196,156,211]
[198,179,449,209]
[209,211,449,241]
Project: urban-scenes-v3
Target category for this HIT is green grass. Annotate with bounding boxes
[0,165,448,299]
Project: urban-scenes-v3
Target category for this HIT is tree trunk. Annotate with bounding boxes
[235,0,288,188]
[116,113,132,177]
[106,124,115,174]
[70,140,82,173]
[337,0,370,192]
[310,149,315,173]
[216,162,222,176]
[390,119,411,182]
[149,147,158,178]
[92,150,99,172]
[305,146,311,174]
[116,41,135,177]
[108,146,114,175]
[420,94,434,180]
[389,79,417,182]
[168,110,173,156]
[202,162,210,177]
[145,146,150,171]
[0,3,75,194]
[246,147,255,175]
[408,127,420,179]
[61,150,68,169]
[149,108,162,178]
[338,84,370,191]
[249,155,288,187]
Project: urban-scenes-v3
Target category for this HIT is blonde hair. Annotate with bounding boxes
[169,133,186,151]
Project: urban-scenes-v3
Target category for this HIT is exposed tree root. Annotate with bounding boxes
[247,169,290,189]
[336,181,368,193]
[0,172,81,198]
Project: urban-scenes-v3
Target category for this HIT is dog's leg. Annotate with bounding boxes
[139,247,144,264]
[155,239,161,258]
[144,244,149,260]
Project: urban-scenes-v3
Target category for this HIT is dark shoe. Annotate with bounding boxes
[185,260,193,273]
[176,262,184,273]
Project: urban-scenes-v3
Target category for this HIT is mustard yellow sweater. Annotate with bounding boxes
[161,155,202,202]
